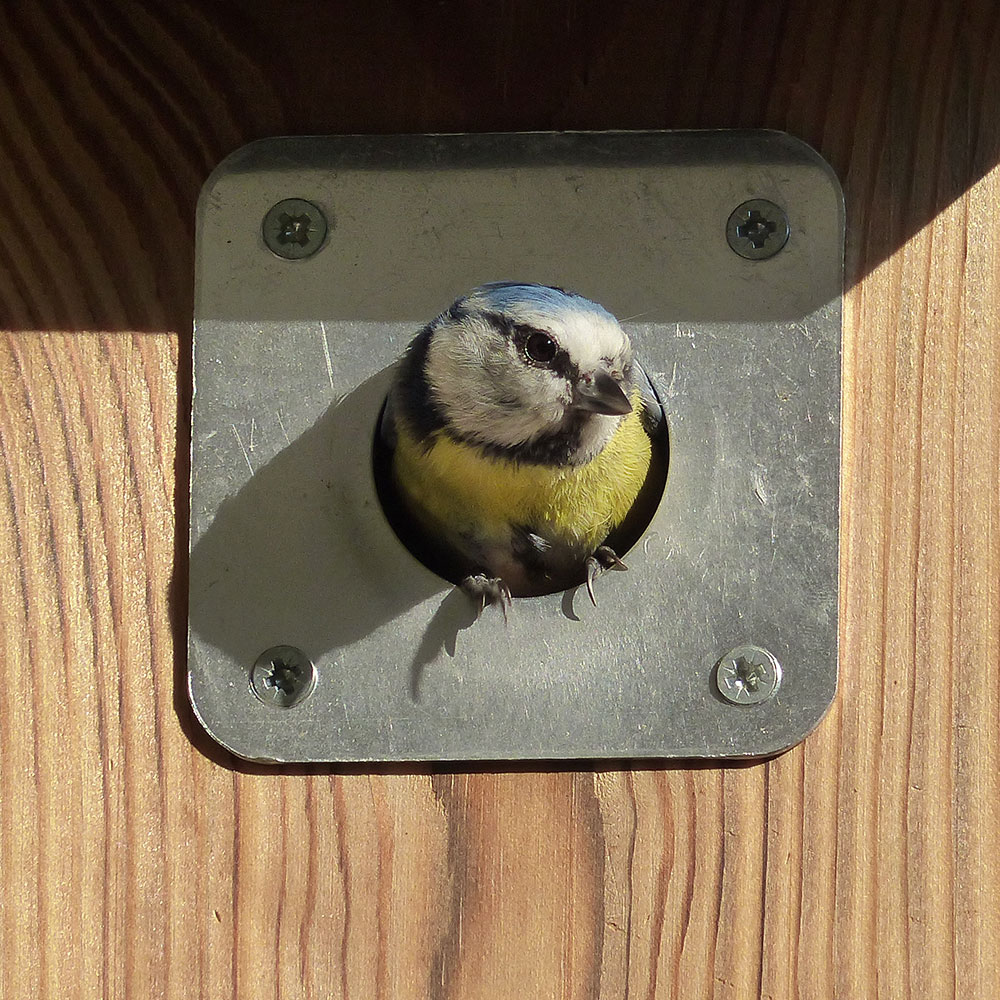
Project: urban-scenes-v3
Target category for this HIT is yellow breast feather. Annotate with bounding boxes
[392,400,652,553]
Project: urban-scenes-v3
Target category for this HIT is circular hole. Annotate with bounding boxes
[372,397,669,598]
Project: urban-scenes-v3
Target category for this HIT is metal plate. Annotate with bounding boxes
[189,130,843,763]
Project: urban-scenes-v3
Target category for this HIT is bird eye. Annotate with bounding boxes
[524,332,558,365]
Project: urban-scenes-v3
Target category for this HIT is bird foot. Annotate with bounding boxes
[461,574,513,621]
[585,545,628,606]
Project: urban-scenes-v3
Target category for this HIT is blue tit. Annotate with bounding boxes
[378,282,666,611]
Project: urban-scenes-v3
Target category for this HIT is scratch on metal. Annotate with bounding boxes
[320,320,335,389]
[231,424,254,475]
[752,472,768,505]
[276,411,291,446]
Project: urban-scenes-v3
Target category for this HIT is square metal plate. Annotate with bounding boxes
[189,130,843,763]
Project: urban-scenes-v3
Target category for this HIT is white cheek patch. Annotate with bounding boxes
[426,320,572,446]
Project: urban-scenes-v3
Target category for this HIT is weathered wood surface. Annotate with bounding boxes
[1,2,998,997]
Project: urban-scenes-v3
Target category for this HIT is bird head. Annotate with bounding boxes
[422,283,635,462]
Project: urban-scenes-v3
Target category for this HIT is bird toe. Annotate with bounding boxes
[585,545,628,606]
[461,574,513,621]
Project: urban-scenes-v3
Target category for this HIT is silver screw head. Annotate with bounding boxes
[251,645,317,708]
[726,199,789,260]
[716,645,782,705]
[262,198,328,260]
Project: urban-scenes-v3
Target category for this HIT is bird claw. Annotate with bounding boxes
[461,574,513,622]
[585,545,628,606]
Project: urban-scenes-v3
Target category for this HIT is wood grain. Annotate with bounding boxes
[1,1,999,997]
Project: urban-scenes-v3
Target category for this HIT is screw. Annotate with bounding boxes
[716,645,782,705]
[251,645,316,708]
[726,199,789,260]
[262,198,328,260]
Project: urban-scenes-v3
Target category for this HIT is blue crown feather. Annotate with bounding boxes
[459,282,616,325]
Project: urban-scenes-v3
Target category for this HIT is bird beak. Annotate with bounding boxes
[573,369,632,416]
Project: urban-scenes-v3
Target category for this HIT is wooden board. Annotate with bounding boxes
[1,2,997,997]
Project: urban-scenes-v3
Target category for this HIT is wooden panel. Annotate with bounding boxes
[1,2,998,997]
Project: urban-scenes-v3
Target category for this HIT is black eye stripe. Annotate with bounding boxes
[517,331,577,381]
[479,311,580,381]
